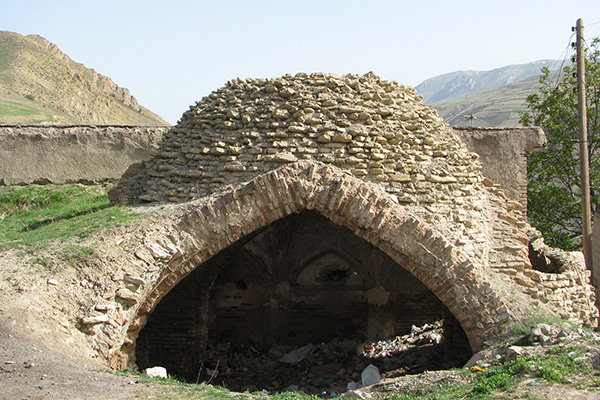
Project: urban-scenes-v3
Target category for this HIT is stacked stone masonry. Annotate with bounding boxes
[99,73,597,367]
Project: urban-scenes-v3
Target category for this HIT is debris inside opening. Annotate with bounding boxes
[135,211,472,394]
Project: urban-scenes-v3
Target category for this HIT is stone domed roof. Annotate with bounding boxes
[135,72,480,204]
[119,72,514,268]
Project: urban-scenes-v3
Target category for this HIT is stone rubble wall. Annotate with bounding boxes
[0,125,169,185]
[82,161,519,366]
[524,228,597,325]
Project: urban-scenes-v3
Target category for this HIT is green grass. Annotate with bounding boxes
[116,368,323,400]
[0,184,141,251]
[376,345,592,400]
[0,99,59,124]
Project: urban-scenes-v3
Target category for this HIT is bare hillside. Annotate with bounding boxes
[0,31,168,125]
[433,75,543,128]
[415,60,556,104]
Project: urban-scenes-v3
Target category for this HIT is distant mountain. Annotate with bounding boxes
[0,31,168,125]
[432,75,545,128]
[415,60,558,104]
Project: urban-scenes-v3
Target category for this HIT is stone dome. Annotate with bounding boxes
[135,72,479,204]
[118,72,525,267]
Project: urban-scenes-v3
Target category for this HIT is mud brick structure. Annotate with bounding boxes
[0,125,167,185]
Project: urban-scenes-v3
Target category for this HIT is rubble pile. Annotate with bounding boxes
[195,322,467,395]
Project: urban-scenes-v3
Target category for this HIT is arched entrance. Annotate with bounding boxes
[135,210,472,391]
[120,161,514,385]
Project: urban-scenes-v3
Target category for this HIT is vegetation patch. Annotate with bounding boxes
[0,99,58,124]
[370,344,595,400]
[0,184,141,251]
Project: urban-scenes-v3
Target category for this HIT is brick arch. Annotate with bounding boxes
[126,160,514,359]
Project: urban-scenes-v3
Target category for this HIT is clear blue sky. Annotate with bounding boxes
[4,0,600,124]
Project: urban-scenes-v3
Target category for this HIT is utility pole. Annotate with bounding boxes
[576,18,592,269]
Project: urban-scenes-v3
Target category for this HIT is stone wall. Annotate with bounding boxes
[79,162,596,371]
[0,125,168,185]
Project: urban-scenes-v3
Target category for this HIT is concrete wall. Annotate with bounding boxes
[0,125,169,185]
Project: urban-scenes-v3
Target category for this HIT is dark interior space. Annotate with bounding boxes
[136,211,472,393]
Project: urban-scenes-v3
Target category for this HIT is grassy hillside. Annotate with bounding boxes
[432,75,544,128]
[0,31,168,125]
[0,93,74,124]
[0,184,140,251]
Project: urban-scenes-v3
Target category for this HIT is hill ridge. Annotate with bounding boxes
[0,31,168,125]
[415,59,558,105]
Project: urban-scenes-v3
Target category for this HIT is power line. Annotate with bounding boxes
[549,32,576,89]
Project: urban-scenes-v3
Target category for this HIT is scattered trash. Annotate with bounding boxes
[279,344,316,364]
[469,366,486,373]
[347,381,361,390]
[144,366,167,379]
[193,320,466,395]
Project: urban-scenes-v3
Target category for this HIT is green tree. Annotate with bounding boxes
[520,38,600,250]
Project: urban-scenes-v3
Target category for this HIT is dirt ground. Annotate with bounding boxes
[3,299,600,400]
[0,311,174,400]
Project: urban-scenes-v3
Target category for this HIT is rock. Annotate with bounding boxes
[47,279,58,285]
[95,303,118,311]
[283,384,299,392]
[342,390,369,399]
[347,381,361,390]
[280,344,316,364]
[144,366,167,379]
[273,109,290,120]
[360,364,381,387]
[275,152,298,163]
[504,346,523,362]
[81,315,110,325]
[531,323,552,337]
[539,334,554,346]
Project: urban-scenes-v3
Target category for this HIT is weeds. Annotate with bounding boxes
[0,184,141,251]
[58,244,96,265]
